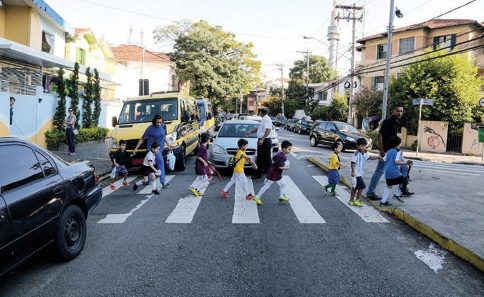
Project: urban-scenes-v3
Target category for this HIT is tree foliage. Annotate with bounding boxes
[352,87,383,120]
[312,105,330,121]
[92,69,102,127]
[53,68,67,131]
[82,67,93,128]
[154,20,261,110]
[389,49,483,134]
[68,62,80,128]
[328,94,348,122]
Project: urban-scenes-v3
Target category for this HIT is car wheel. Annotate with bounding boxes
[54,205,86,261]
[310,136,317,147]
[298,129,302,134]
[175,146,186,171]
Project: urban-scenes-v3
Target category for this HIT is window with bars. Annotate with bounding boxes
[371,76,384,90]
[399,37,415,55]
[433,34,456,52]
[377,44,387,59]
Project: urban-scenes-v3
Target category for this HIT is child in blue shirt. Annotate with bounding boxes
[380,136,413,206]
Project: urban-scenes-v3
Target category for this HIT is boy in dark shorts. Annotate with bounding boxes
[380,136,413,206]
[133,141,161,195]
[110,140,135,190]
[349,138,383,207]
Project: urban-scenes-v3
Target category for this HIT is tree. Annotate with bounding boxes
[289,55,337,83]
[328,94,348,122]
[53,68,67,131]
[389,49,483,134]
[282,99,304,119]
[352,87,383,120]
[312,105,330,121]
[263,96,283,116]
[154,20,261,104]
[82,67,93,128]
[92,68,102,127]
[69,62,80,128]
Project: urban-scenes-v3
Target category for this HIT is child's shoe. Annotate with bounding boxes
[152,189,161,195]
[253,196,262,205]
[191,187,200,196]
[133,184,138,191]
[220,190,229,198]
[162,182,169,188]
[354,200,364,207]
[348,200,357,206]
[110,184,116,190]
[380,201,392,206]
[322,186,327,194]
[330,191,339,196]
[246,194,255,200]
[279,196,290,202]
[392,195,405,203]
[122,180,130,186]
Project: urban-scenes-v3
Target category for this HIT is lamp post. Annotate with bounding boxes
[382,1,403,120]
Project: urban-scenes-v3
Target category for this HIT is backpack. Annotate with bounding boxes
[228,150,244,169]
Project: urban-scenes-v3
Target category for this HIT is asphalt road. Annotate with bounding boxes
[1,128,484,296]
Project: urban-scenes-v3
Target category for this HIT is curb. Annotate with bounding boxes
[308,156,484,273]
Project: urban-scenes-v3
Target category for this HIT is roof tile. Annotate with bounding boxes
[111,45,172,63]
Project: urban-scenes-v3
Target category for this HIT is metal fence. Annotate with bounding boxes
[446,134,463,153]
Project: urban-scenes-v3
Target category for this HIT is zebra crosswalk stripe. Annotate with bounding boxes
[102,176,136,198]
[312,176,389,223]
[284,176,326,224]
[139,175,175,194]
[232,179,260,224]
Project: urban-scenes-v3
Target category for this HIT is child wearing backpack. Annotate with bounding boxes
[252,140,293,205]
[220,138,258,199]
[323,142,346,196]
[190,133,212,196]
[133,141,162,195]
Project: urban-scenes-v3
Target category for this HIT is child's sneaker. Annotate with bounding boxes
[392,195,405,203]
[354,200,364,207]
[380,201,392,206]
[162,182,169,188]
[220,190,229,198]
[246,194,255,200]
[322,187,327,194]
[122,180,129,186]
[330,191,339,196]
[279,196,290,202]
[191,187,200,196]
[348,200,357,206]
[152,189,161,195]
[253,196,262,205]
[133,184,138,191]
[110,184,116,190]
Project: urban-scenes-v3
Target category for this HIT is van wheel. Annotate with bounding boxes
[54,205,86,261]
[175,146,186,171]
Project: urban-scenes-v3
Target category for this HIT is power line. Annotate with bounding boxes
[427,0,477,22]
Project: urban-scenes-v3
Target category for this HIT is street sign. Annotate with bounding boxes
[479,97,484,108]
[479,127,484,143]
[413,98,434,105]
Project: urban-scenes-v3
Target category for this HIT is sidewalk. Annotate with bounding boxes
[309,150,484,273]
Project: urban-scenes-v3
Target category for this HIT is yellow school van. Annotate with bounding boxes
[196,98,215,134]
[110,91,200,171]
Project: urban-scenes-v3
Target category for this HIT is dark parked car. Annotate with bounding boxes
[275,116,287,127]
[270,116,277,125]
[0,138,102,277]
[285,118,297,131]
[309,121,372,151]
[295,120,313,135]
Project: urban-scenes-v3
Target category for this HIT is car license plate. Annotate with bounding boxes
[132,158,143,165]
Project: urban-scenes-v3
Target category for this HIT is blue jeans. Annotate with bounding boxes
[367,159,408,195]
[66,128,75,153]
[148,150,166,184]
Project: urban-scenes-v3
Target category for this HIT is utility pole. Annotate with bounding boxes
[328,0,340,72]
[276,63,285,117]
[336,4,364,126]
[297,50,311,106]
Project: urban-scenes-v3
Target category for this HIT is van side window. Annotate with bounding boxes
[180,99,187,122]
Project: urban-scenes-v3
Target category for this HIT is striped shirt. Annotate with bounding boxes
[351,150,370,177]
[266,152,287,181]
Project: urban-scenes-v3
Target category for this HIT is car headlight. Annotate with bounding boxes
[166,131,177,144]
[211,144,225,154]
[110,137,118,149]
[346,136,356,142]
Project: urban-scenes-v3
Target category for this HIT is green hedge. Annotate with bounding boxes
[365,130,379,150]
[45,127,108,147]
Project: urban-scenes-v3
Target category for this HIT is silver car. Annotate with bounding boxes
[209,120,260,169]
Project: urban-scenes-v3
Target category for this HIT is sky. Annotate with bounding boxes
[45,0,484,82]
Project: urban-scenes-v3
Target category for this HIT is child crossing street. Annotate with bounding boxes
[133,142,162,195]
[323,142,346,196]
[221,138,258,199]
[190,133,211,196]
[253,140,292,205]
[109,140,135,190]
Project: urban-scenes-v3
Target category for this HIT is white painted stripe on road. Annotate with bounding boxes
[284,176,326,223]
[312,176,389,223]
[232,179,259,224]
[97,195,152,224]
[165,176,212,223]
[102,176,136,198]
[414,243,447,273]
[139,175,175,194]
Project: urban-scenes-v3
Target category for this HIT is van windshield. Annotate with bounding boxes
[118,98,178,124]
[198,103,206,119]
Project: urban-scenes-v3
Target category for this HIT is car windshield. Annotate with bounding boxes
[335,122,361,133]
[118,98,178,124]
[219,123,259,138]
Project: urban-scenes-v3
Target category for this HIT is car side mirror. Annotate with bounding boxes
[112,116,117,127]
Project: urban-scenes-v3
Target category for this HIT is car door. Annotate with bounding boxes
[315,122,327,144]
[0,195,13,276]
[0,144,66,264]
[325,122,339,144]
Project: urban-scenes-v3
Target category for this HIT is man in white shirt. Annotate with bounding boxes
[246,108,273,179]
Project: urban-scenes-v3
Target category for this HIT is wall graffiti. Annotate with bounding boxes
[424,126,446,149]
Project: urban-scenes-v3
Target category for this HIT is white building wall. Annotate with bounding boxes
[38,14,66,59]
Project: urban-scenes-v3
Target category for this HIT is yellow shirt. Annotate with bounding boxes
[329,153,340,170]
[234,150,246,173]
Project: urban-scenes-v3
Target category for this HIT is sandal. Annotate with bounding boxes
[392,195,405,203]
